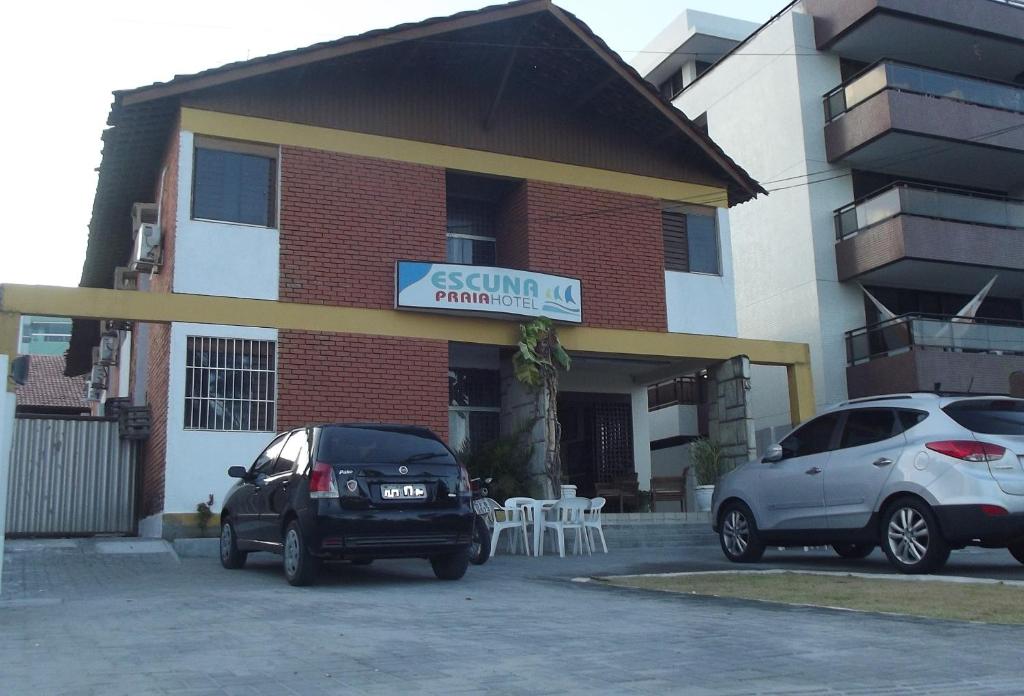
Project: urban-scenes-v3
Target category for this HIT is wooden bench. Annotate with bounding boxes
[650,468,689,512]
[595,473,640,513]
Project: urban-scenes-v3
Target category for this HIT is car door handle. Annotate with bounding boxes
[872,457,894,467]
[805,467,822,475]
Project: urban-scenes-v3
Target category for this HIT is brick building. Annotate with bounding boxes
[67,0,810,538]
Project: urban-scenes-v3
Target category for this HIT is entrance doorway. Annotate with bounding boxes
[558,392,634,497]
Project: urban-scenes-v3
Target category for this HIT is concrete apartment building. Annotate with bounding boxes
[636,0,1024,446]
[53,0,822,537]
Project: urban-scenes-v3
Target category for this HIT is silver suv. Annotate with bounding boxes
[711,394,1024,573]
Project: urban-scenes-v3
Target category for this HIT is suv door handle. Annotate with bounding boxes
[872,457,894,467]
[805,467,822,475]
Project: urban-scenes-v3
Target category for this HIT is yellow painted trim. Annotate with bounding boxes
[180,108,729,207]
[787,361,816,426]
[0,312,19,392]
[1,285,812,369]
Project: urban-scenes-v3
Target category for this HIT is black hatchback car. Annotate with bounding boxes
[219,423,474,585]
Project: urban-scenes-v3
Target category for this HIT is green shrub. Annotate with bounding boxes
[457,422,534,502]
[691,438,726,486]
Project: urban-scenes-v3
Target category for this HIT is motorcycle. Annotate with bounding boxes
[468,477,493,565]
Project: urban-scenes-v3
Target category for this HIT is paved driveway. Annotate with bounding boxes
[2,540,1024,695]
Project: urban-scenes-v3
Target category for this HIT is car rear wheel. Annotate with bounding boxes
[718,502,765,563]
[431,548,470,580]
[283,520,320,586]
[219,518,247,569]
[880,498,949,574]
[832,543,874,559]
[1008,542,1024,565]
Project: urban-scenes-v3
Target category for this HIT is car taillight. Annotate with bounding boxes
[926,441,1006,463]
[309,461,339,499]
[980,504,1008,517]
[459,466,471,494]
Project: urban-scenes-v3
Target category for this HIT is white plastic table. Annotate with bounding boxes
[517,499,558,557]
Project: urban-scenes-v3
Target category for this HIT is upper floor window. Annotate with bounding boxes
[659,70,684,101]
[662,205,721,275]
[446,197,496,266]
[192,138,277,227]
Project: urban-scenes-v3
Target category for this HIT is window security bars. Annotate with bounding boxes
[184,337,276,431]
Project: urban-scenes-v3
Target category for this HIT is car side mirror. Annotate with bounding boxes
[762,444,783,463]
[228,466,249,479]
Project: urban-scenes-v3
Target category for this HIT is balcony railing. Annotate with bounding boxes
[846,314,1024,365]
[824,60,1024,122]
[834,182,1024,239]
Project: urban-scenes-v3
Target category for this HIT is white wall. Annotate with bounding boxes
[676,7,865,429]
[649,404,700,442]
[163,322,279,514]
[172,130,280,300]
[665,209,738,336]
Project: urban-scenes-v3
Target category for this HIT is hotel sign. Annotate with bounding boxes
[396,261,582,324]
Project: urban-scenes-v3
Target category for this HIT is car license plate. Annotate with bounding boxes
[381,483,427,500]
[473,499,490,515]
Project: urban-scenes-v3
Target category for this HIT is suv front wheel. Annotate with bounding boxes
[880,498,949,574]
[718,502,765,563]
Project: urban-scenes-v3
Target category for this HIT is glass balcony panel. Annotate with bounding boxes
[836,184,1024,238]
[827,62,1024,121]
[847,315,1024,364]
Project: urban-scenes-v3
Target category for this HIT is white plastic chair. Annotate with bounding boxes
[490,497,533,557]
[585,497,608,554]
[481,497,503,528]
[540,497,591,557]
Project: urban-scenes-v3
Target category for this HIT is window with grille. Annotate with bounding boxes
[446,198,497,266]
[184,337,276,431]
[448,368,501,452]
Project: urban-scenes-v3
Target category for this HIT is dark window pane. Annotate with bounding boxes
[780,413,840,459]
[317,426,455,464]
[468,412,500,452]
[662,210,688,272]
[193,147,275,226]
[446,198,495,237]
[471,239,496,265]
[944,400,1024,435]
[449,369,500,408]
[686,213,719,274]
[840,409,896,448]
[896,409,928,433]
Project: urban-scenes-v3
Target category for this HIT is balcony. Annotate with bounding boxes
[805,0,1024,84]
[822,62,1024,191]
[845,314,1024,397]
[833,183,1024,295]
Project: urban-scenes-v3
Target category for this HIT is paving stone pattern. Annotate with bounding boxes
[2,540,1024,695]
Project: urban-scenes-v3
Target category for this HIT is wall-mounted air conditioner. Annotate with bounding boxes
[98,332,119,366]
[130,223,162,272]
[114,266,139,291]
[131,202,157,233]
[89,364,109,391]
[85,384,103,402]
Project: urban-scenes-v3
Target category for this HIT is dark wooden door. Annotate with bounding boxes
[557,393,634,497]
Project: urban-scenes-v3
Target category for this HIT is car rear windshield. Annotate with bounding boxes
[943,400,1024,435]
[317,427,456,465]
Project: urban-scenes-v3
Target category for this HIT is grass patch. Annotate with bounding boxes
[600,572,1024,624]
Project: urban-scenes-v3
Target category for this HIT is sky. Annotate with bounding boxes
[0,0,784,288]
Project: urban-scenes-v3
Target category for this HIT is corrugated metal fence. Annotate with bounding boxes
[5,417,136,536]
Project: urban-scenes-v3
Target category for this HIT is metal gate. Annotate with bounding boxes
[5,416,137,536]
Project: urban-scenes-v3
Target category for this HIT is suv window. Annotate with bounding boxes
[779,413,840,459]
[317,426,455,465]
[253,433,288,474]
[944,399,1024,435]
[274,431,306,475]
[839,409,896,448]
[896,409,928,433]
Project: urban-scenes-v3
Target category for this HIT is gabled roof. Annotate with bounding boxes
[71,0,763,374]
[17,355,89,411]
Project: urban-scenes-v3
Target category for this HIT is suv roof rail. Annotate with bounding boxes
[838,393,926,406]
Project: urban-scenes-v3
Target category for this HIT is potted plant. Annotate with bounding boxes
[690,439,725,512]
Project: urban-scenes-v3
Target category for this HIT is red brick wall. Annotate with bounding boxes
[276,331,449,438]
[278,146,447,308]
[507,181,667,332]
[139,128,179,516]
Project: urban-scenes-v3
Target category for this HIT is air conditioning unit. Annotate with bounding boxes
[114,266,139,291]
[85,384,104,402]
[98,332,119,366]
[89,364,109,391]
[130,223,162,272]
[131,202,158,233]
